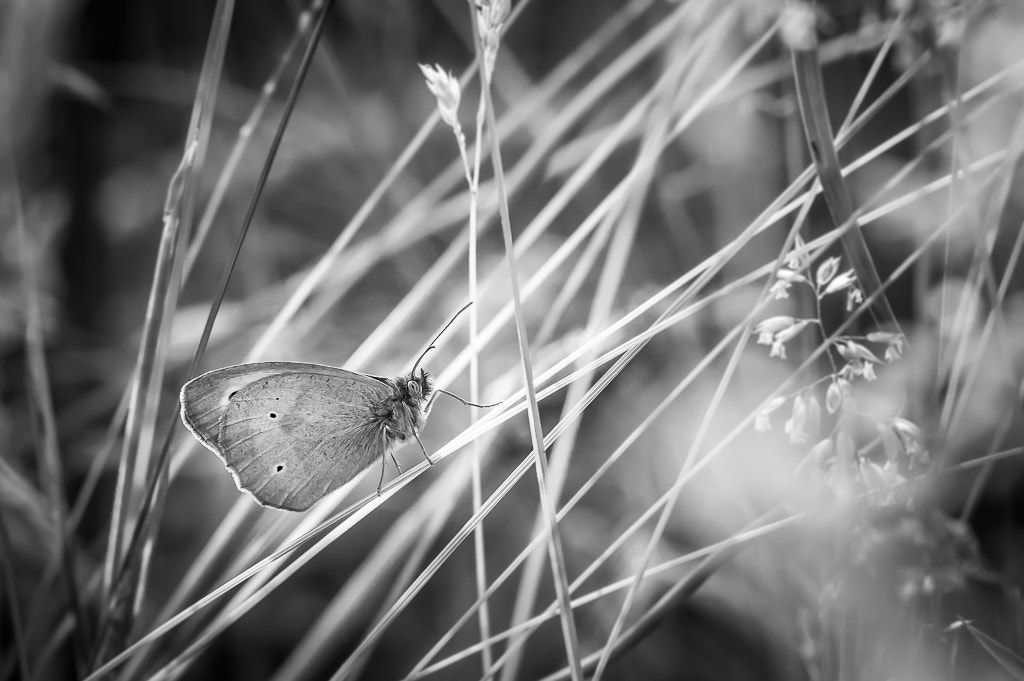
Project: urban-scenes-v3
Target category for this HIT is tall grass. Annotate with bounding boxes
[3,1,1024,680]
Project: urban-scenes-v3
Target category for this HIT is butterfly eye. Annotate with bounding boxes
[408,380,421,395]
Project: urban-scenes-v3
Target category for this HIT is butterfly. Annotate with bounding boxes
[179,304,493,511]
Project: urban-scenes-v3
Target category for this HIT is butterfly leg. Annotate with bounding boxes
[424,392,437,416]
[378,452,404,495]
[377,454,387,495]
[412,429,434,466]
[426,388,500,416]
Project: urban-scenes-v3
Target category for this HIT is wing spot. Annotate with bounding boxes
[269,412,277,418]
[275,464,285,473]
[228,390,239,399]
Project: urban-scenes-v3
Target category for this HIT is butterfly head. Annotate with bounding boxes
[399,367,434,406]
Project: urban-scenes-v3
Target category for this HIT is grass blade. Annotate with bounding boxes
[789,10,901,335]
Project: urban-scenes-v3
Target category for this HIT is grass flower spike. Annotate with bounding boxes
[755,396,788,432]
[419,62,471,183]
[419,63,462,131]
[825,378,849,414]
[785,394,810,444]
[755,316,811,359]
[474,0,510,78]
[815,256,841,288]
[754,315,796,344]
[779,1,817,50]
[771,269,808,299]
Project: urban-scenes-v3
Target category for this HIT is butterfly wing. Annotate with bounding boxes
[180,362,394,511]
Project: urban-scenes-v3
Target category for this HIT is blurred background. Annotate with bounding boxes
[2,0,1024,680]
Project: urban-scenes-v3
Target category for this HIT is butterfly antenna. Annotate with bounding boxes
[411,301,473,373]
